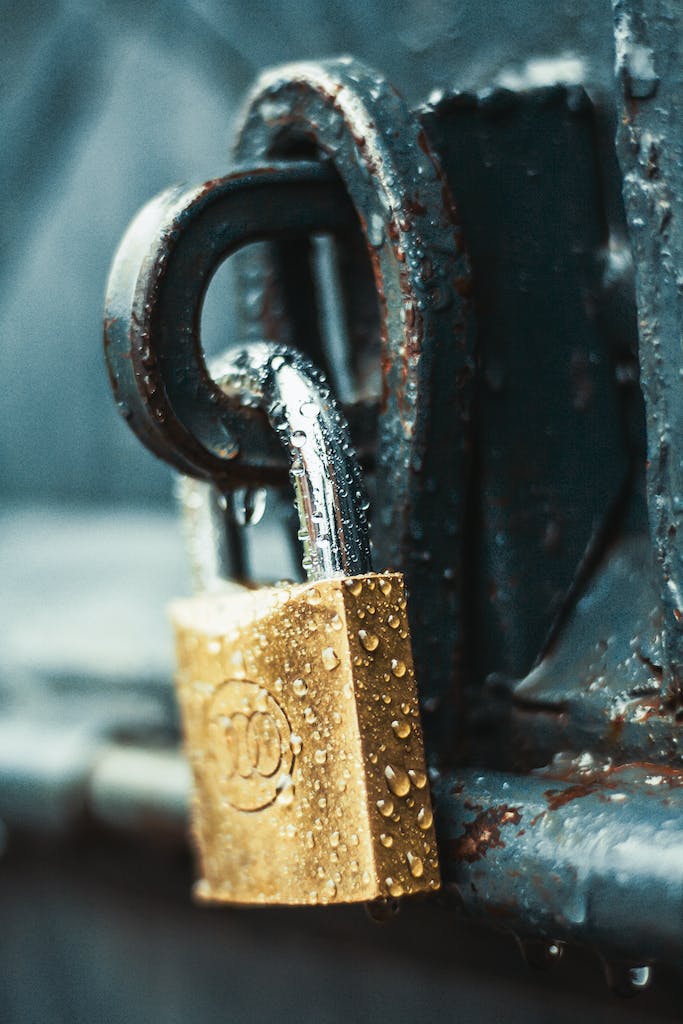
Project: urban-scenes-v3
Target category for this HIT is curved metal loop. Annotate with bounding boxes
[103,162,353,484]
[210,342,371,582]
[234,58,476,746]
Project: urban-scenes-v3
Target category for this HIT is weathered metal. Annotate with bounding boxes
[104,162,354,485]
[435,759,683,981]
[611,0,683,697]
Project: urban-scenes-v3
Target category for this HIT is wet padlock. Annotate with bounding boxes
[171,343,440,905]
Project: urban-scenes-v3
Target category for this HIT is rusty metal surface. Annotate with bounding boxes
[436,759,683,981]
[104,162,354,484]
[611,0,683,696]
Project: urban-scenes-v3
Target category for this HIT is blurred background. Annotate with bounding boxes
[2,1,681,1021]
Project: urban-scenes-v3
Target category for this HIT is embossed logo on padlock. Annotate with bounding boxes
[206,680,293,812]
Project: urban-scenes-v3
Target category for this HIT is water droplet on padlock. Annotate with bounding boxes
[344,578,363,597]
[291,430,307,448]
[380,832,394,848]
[307,588,322,606]
[385,877,404,898]
[379,579,392,597]
[390,658,407,678]
[304,706,317,725]
[276,774,295,806]
[330,613,343,631]
[392,720,412,739]
[292,678,308,697]
[385,764,411,797]
[407,852,424,878]
[290,733,303,755]
[322,647,340,671]
[322,879,337,900]
[417,806,433,830]
[359,630,380,652]
[408,769,427,789]
[377,798,394,818]
[387,614,401,630]
[314,748,327,765]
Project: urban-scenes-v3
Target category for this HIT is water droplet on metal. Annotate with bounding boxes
[417,806,433,830]
[359,630,380,652]
[385,764,411,797]
[322,647,340,671]
[392,720,412,739]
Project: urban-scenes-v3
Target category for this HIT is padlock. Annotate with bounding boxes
[171,343,440,906]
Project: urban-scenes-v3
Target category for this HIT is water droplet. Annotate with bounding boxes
[377,798,394,818]
[229,486,267,527]
[330,613,343,631]
[407,852,424,878]
[392,720,412,739]
[380,833,394,848]
[305,830,315,849]
[367,211,385,247]
[276,775,295,806]
[387,614,401,630]
[290,733,303,755]
[307,588,322,606]
[314,748,327,765]
[344,578,363,596]
[385,877,404,898]
[292,678,308,697]
[291,429,307,448]
[391,659,407,678]
[408,769,427,789]
[400,702,411,715]
[330,830,340,848]
[417,806,433,830]
[322,879,337,900]
[379,579,392,596]
[270,354,285,370]
[229,649,246,678]
[299,400,319,419]
[385,764,411,797]
[322,647,340,671]
[304,706,317,724]
[359,630,379,652]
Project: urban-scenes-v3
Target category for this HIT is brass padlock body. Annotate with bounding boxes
[172,572,440,905]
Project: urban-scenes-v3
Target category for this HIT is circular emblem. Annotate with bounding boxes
[205,680,293,812]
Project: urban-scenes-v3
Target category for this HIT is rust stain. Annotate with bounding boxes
[449,805,522,864]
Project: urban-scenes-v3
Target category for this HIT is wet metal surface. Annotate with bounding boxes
[612,0,683,695]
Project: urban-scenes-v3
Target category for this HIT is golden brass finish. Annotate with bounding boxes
[172,572,440,905]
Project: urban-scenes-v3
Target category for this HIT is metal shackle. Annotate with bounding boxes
[208,342,372,583]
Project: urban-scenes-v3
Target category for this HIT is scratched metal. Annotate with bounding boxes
[233,58,476,758]
[611,0,683,697]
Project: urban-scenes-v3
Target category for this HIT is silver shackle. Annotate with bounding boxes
[205,343,372,584]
